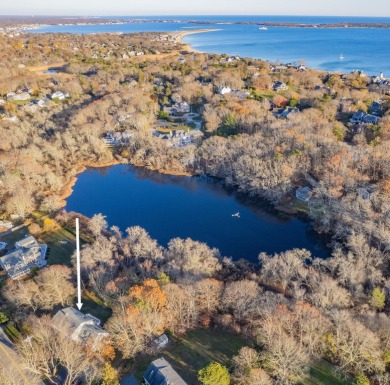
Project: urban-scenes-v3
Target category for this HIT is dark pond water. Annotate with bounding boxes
[66,165,329,262]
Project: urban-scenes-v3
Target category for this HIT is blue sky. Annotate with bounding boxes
[1,0,390,17]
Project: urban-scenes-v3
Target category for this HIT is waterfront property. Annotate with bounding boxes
[296,187,312,202]
[144,357,187,385]
[0,235,47,279]
[52,307,109,349]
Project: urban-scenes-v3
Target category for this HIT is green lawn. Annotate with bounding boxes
[132,328,247,384]
[300,360,354,385]
[41,227,76,266]
[79,291,112,324]
[0,223,79,267]
[255,89,276,100]
[0,226,29,246]
[292,198,311,214]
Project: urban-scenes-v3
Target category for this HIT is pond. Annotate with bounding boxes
[66,165,329,262]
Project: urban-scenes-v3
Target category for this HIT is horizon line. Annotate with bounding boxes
[1,14,390,18]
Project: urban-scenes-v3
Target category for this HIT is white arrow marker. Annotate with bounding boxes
[75,218,83,310]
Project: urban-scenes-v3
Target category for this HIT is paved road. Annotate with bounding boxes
[0,328,42,385]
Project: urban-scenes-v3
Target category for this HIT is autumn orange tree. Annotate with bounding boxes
[106,279,167,358]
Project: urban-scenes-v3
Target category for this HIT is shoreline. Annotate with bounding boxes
[13,18,390,33]
[59,159,193,209]
[174,28,220,53]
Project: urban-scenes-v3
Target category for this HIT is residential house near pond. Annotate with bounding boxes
[0,235,47,279]
[52,307,109,350]
[144,357,187,385]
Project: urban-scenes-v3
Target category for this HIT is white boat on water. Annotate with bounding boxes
[258,26,268,30]
[340,53,344,60]
[232,212,240,218]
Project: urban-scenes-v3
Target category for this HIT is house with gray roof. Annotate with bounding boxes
[0,235,47,279]
[273,81,289,92]
[350,110,380,125]
[296,187,312,202]
[144,357,187,385]
[275,107,299,119]
[52,307,109,350]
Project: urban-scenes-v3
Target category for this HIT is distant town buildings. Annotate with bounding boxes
[51,91,69,101]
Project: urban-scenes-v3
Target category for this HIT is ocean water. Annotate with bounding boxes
[66,165,330,262]
[29,15,390,74]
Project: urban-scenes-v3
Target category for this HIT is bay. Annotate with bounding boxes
[29,15,390,75]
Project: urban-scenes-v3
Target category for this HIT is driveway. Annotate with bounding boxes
[0,328,42,385]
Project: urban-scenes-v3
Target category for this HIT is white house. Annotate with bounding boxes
[51,91,69,101]
[0,235,47,279]
[52,307,109,350]
[7,92,30,101]
[0,221,13,230]
[217,86,232,95]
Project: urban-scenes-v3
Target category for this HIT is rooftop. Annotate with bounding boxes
[0,235,47,279]
[144,357,187,385]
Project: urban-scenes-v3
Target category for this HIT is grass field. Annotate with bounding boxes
[41,226,77,266]
[300,360,354,385]
[80,290,112,324]
[0,227,29,246]
[132,328,247,384]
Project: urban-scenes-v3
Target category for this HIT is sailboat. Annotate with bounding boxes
[340,53,344,60]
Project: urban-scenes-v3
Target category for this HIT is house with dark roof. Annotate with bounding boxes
[370,101,384,116]
[0,235,47,279]
[350,111,380,125]
[52,307,109,350]
[144,357,187,385]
